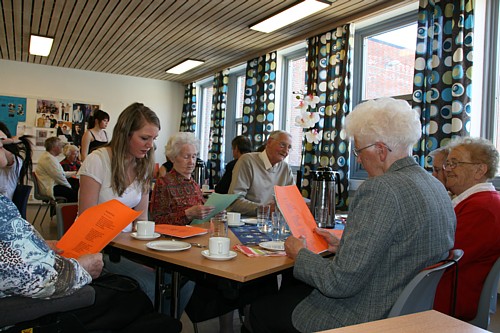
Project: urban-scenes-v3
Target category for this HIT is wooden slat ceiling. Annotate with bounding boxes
[0,0,414,84]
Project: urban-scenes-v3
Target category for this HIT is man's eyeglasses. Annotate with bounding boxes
[443,160,480,170]
[278,142,293,150]
[353,142,392,157]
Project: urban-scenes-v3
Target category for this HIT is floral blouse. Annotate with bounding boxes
[0,195,91,299]
[150,169,205,225]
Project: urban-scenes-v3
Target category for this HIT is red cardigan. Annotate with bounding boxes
[434,190,500,321]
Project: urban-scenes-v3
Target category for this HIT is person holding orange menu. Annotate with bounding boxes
[0,138,181,332]
[78,103,194,316]
[248,98,456,332]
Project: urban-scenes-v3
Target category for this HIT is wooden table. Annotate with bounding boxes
[316,310,489,333]
[108,227,294,317]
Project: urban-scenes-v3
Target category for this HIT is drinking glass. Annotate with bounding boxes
[257,205,271,233]
[271,211,282,241]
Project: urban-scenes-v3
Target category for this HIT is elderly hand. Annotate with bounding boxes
[285,235,307,259]
[185,205,215,220]
[315,228,340,253]
[46,240,64,254]
[77,253,104,279]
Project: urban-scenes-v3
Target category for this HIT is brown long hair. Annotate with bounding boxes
[109,103,160,196]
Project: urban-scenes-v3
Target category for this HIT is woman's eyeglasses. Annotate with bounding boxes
[443,160,480,170]
[353,142,392,157]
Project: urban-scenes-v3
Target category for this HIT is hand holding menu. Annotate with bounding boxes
[57,199,141,258]
[274,185,328,254]
[191,193,239,224]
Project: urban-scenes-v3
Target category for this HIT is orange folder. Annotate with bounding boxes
[155,224,208,238]
[57,199,141,258]
[274,185,328,254]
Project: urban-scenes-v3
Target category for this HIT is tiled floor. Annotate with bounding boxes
[30,204,500,333]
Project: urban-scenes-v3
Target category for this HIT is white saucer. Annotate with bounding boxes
[201,250,237,261]
[259,241,285,251]
[131,232,161,240]
[146,240,191,252]
[241,218,258,225]
[228,222,245,227]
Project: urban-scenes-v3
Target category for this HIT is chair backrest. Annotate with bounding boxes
[56,203,79,238]
[468,256,500,329]
[11,184,32,219]
[388,249,464,318]
[31,172,51,202]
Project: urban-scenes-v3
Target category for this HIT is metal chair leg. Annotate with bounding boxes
[32,204,43,225]
[38,205,50,228]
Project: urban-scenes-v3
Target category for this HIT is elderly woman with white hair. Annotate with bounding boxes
[60,144,81,172]
[249,98,456,332]
[434,137,500,321]
[150,132,214,225]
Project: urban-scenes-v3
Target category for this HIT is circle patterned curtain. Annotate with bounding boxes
[179,83,197,133]
[242,51,277,149]
[412,0,473,168]
[301,25,352,210]
[208,70,229,185]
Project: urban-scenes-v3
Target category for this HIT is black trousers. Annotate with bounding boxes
[250,280,313,333]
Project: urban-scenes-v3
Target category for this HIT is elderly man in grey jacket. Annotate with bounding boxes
[249,98,456,332]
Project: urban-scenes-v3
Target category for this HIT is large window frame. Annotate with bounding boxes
[350,10,418,180]
[224,68,246,164]
[197,79,213,162]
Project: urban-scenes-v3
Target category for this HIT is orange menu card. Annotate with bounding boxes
[274,185,328,254]
[57,199,141,258]
[155,224,208,238]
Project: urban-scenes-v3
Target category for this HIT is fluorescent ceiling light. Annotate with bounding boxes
[250,0,330,33]
[166,59,205,74]
[29,35,53,56]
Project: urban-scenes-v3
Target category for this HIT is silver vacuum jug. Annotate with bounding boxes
[309,167,341,228]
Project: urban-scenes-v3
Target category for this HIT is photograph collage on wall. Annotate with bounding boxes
[0,95,27,135]
[35,99,100,148]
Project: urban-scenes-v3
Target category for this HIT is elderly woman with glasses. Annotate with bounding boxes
[434,137,500,321]
[249,98,456,332]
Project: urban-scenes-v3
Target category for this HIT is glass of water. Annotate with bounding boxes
[257,205,270,233]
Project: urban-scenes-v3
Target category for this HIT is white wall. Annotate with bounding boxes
[0,59,184,165]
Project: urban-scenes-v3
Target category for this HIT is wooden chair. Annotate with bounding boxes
[388,249,464,318]
[56,202,79,238]
[31,172,66,226]
[468,256,500,329]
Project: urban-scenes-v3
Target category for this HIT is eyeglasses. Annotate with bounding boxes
[353,142,392,157]
[432,167,443,173]
[443,160,480,170]
[278,142,293,150]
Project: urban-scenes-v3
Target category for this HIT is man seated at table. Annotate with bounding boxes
[35,137,78,202]
[428,146,449,188]
[228,130,294,216]
[248,98,456,332]
[215,135,252,194]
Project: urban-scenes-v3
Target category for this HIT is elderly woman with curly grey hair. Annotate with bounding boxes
[150,132,214,225]
[250,97,455,332]
[434,137,500,321]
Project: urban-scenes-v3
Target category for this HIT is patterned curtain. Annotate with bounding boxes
[241,51,277,149]
[208,70,229,185]
[179,83,197,132]
[412,0,473,167]
[301,25,352,209]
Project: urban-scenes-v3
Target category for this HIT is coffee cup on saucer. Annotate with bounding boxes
[209,237,230,257]
[136,220,155,237]
[227,212,241,225]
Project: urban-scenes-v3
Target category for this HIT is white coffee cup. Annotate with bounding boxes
[209,237,230,256]
[136,220,155,237]
[227,212,241,225]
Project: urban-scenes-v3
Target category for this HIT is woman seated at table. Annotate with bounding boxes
[150,132,214,225]
[60,144,81,172]
[434,137,500,321]
[79,103,194,315]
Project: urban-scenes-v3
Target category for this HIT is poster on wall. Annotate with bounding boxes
[35,128,57,147]
[34,100,100,148]
[0,95,27,135]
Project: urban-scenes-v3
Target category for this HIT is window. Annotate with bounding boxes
[224,69,246,162]
[198,83,213,162]
[281,49,307,169]
[350,11,418,179]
